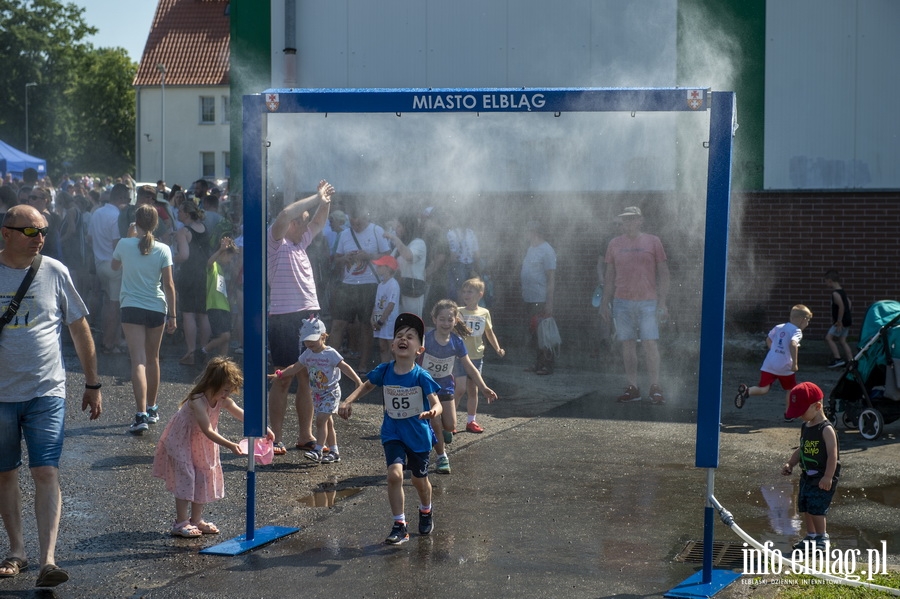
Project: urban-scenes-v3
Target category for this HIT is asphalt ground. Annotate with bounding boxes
[1,334,898,599]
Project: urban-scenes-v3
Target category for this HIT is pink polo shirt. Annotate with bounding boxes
[267,226,319,315]
[605,232,667,301]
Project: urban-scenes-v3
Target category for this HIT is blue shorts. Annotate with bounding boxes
[612,299,659,341]
[383,440,430,478]
[827,325,849,338]
[798,476,836,516]
[0,396,66,471]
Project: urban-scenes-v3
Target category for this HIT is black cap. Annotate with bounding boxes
[393,313,425,344]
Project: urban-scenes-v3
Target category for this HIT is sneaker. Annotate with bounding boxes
[435,455,451,474]
[792,535,817,551]
[146,405,160,424]
[815,534,830,549]
[385,521,409,545]
[649,384,666,405]
[418,509,434,535]
[442,429,454,444]
[320,451,340,464]
[734,384,749,409]
[616,385,642,402]
[828,358,846,368]
[304,449,322,462]
[466,421,484,434]
[784,414,795,423]
[128,413,149,435]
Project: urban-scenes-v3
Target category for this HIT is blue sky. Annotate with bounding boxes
[72,0,158,62]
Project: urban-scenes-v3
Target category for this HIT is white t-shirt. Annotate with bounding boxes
[761,322,802,376]
[395,237,426,282]
[373,277,401,340]
[336,223,390,285]
[520,241,557,303]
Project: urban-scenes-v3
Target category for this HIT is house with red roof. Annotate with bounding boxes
[133,0,230,189]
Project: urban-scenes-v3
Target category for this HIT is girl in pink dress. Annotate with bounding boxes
[152,357,273,537]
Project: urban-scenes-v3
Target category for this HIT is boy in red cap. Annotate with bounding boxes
[781,382,840,551]
[371,255,400,363]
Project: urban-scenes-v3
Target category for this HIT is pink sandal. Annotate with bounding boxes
[191,520,220,535]
[171,520,202,538]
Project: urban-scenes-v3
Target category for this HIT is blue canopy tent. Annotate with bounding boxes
[0,139,47,179]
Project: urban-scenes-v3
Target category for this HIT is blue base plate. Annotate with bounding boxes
[665,569,742,598]
[199,525,300,556]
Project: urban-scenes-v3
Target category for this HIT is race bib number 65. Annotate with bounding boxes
[383,385,425,419]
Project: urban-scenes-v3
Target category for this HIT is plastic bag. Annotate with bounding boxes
[537,316,561,357]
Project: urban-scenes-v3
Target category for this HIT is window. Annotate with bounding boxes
[201,152,215,178]
[222,95,230,123]
[223,151,230,178]
[200,96,215,123]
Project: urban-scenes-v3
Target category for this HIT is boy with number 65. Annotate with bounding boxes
[339,313,441,545]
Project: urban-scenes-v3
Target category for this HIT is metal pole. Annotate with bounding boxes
[157,65,166,180]
[25,82,37,154]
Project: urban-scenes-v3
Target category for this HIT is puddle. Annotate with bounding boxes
[718,480,900,555]
[298,487,362,508]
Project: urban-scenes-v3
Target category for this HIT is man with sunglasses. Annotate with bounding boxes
[0,205,102,588]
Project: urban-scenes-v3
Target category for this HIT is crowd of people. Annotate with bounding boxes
[0,166,692,587]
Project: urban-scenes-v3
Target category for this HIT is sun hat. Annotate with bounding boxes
[784,382,824,419]
[299,318,327,342]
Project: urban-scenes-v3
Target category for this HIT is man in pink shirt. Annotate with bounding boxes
[600,206,670,404]
[267,180,334,455]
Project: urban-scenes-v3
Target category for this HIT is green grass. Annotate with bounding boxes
[775,571,900,598]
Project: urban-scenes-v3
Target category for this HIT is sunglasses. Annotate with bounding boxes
[28,194,47,201]
[4,226,49,237]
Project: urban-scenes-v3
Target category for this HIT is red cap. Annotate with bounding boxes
[784,382,824,419]
[372,255,399,271]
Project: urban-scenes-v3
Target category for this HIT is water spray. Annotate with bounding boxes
[707,494,900,595]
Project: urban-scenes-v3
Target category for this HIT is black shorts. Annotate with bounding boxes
[208,309,232,338]
[269,310,316,368]
[798,476,837,516]
[383,440,430,478]
[332,282,377,323]
[120,307,166,328]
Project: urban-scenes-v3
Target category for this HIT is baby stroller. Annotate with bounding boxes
[827,300,900,440]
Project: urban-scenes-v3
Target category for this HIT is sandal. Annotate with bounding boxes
[272,442,287,455]
[191,520,220,535]
[734,384,749,409]
[295,440,317,452]
[0,556,28,578]
[35,564,69,588]
[171,520,202,538]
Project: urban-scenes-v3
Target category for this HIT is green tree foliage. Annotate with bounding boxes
[0,0,136,179]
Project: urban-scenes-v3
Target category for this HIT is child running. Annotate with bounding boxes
[780,382,840,551]
[152,357,274,537]
[269,317,363,463]
[456,278,505,433]
[423,299,498,474]
[735,304,812,419]
[338,313,442,545]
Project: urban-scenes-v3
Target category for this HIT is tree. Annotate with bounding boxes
[0,0,136,179]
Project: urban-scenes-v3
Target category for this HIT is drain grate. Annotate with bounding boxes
[675,540,746,569]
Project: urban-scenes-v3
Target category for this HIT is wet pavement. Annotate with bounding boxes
[1,336,898,598]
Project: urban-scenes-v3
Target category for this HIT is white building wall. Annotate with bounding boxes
[267,0,690,195]
[137,85,230,187]
[765,0,900,189]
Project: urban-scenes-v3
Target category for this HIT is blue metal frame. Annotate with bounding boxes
[238,89,736,591]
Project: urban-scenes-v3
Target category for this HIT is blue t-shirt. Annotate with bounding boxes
[367,362,440,453]
[420,330,468,395]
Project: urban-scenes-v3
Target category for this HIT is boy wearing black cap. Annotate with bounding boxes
[339,313,442,545]
[781,382,840,551]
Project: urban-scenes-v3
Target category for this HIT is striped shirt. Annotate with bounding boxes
[267,226,319,315]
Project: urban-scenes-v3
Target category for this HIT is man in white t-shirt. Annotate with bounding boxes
[520,221,557,375]
[87,183,129,353]
[330,202,390,372]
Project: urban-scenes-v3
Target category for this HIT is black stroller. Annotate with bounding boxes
[827,300,900,440]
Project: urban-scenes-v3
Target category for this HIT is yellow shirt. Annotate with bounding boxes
[459,306,492,360]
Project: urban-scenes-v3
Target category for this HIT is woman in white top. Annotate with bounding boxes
[385,214,427,317]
